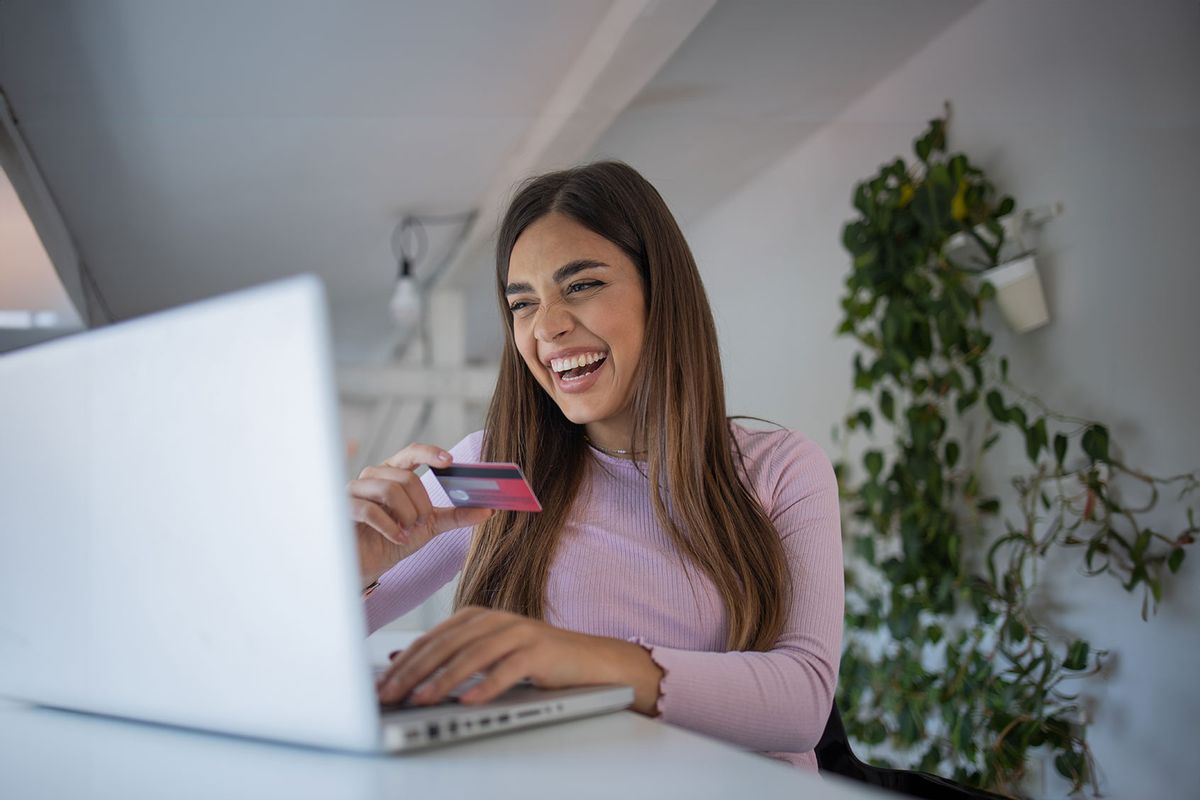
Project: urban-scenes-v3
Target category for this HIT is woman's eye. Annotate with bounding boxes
[509,300,532,313]
[567,280,602,294]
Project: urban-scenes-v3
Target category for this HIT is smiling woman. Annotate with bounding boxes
[349,161,844,771]
[505,216,646,445]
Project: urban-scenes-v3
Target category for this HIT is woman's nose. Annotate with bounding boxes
[534,301,574,342]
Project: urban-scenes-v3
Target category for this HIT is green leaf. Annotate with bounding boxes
[1024,417,1048,461]
[862,718,887,745]
[1133,529,1152,559]
[1064,639,1089,670]
[1024,428,1040,461]
[857,409,873,432]
[977,498,1001,514]
[853,247,879,269]
[1042,717,1072,744]
[853,354,872,391]
[1054,433,1068,467]
[916,135,932,163]
[888,605,918,639]
[955,390,979,415]
[985,390,1007,423]
[855,535,876,565]
[945,440,960,468]
[899,706,922,745]
[864,450,884,479]
[880,389,895,422]
[917,744,942,773]
[1000,357,1009,381]
[1082,424,1110,462]
[1169,548,1186,573]
[1055,749,1087,784]
[954,712,974,755]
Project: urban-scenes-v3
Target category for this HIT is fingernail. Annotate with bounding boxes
[388,650,402,660]
[438,451,451,462]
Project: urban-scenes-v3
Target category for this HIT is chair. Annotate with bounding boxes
[814,702,1012,800]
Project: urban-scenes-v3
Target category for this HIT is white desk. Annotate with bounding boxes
[1,630,891,799]
[0,697,894,800]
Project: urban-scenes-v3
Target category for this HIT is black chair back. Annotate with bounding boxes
[814,703,1012,800]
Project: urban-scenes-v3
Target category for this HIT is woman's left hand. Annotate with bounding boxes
[376,607,663,715]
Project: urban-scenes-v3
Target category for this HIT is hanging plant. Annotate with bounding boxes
[833,109,1198,795]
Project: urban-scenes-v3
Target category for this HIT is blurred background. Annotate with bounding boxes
[2,2,1197,797]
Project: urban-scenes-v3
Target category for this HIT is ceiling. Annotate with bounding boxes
[0,0,977,362]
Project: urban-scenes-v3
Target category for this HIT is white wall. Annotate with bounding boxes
[686,2,1199,797]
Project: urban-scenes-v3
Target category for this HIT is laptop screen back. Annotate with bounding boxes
[0,276,381,750]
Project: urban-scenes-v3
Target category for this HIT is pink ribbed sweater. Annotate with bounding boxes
[364,423,844,770]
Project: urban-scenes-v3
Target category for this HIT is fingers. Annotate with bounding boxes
[410,632,524,706]
[458,652,537,705]
[348,496,404,544]
[348,468,435,532]
[381,443,453,472]
[377,608,516,704]
[429,505,495,536]
[377,607,494,702]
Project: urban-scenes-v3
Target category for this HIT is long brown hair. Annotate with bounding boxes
[454,161,790,651]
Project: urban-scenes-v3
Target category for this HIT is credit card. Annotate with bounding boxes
[429,462,542,513]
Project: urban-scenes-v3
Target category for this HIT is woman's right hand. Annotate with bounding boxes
[347,443,494,588]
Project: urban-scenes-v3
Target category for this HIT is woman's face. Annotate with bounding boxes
[505,213,647,442]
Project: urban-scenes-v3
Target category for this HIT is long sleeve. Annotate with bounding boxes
[362,431,483,634]
[631,433,844,757]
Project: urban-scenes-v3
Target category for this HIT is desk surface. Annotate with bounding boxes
[0,697,890,800]
[2,630,890,799]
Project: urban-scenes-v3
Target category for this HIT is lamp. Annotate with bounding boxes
[386,211,476,334]
[388,255,421,329]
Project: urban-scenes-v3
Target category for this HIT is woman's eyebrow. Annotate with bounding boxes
[505,259,609,295]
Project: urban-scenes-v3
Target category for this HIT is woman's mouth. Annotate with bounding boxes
[550,352,608,393]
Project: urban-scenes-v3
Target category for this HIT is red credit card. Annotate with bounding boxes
[429,462,542,513]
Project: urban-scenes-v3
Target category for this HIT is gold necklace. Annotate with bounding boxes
[583,435,645,458]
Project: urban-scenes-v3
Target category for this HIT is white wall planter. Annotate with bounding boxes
[981,253,1050,333]
[944,204,1061,335]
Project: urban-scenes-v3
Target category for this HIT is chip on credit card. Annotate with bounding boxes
[429,462,542,512]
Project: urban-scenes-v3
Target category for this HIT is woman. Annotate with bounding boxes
[348,161,842,769]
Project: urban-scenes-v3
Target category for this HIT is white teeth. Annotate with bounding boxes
[550,352,606,373]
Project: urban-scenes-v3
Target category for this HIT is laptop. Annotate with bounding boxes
[0,275,632,752]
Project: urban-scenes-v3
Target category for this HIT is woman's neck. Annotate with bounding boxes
[584,418,641,459]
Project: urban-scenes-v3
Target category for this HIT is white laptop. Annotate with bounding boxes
[0,275,632,752]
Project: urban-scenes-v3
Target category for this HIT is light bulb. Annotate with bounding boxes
[389,275,421,328]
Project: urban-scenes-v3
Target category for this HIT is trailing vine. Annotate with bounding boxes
[833,111,1199,795]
